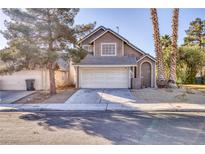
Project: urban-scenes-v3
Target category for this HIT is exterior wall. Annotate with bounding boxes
[55,71,69,87]
[69,61,77,86]
[94,32,123,56]
[81,30,145,59]
[81,29,105,45]
[0,70,50,90]
[124,44,143,58]
[0,69,70,90]
[137,57,156,88]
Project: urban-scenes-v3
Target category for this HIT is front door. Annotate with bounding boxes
[141,62,151,88]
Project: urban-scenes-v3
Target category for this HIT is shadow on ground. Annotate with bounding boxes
[18,111,205,144]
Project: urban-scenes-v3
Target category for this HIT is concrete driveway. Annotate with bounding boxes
[65,89,136,105]
[0,90,35,104]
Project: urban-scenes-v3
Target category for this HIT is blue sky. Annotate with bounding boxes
[0,8,204,56]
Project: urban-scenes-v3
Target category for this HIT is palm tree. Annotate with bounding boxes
[169,8,179,87]
[161,35,172,79]
[150,8,166,87]
[161,35,172,50]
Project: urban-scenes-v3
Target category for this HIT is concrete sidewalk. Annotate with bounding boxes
[1,102,205,112]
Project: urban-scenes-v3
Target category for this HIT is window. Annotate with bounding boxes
[101,43,116,56]
[82,45,93,52]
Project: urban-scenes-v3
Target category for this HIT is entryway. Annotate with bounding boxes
[141,62,151,88]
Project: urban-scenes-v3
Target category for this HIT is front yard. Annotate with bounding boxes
[182,84,205,92]
[15,88,77,104]
[132,86,205,104]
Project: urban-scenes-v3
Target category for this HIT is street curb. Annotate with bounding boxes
[1,107,205,112]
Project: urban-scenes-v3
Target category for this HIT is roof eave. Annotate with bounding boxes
[73,64,137,67]
[78,26,106,44]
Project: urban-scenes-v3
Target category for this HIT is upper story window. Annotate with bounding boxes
[101,43,116,56]
[82,45,93,53]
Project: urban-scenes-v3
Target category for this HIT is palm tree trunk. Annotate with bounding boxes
[150,8,165,87]
[169,8,179,87]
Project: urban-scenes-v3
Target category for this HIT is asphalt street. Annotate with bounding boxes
[0,111,205,144]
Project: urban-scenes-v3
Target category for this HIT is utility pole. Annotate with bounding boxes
[116,26,119,34]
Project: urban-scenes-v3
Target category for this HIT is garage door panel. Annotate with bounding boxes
[80,68,129,88]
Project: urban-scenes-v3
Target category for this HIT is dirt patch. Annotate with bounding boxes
[15,87,77,104]
[15,91,50,104]
[132,88,205,104]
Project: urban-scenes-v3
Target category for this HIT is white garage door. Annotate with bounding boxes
[79,67,129,88]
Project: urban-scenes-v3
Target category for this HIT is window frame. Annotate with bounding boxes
[101,43,117,56]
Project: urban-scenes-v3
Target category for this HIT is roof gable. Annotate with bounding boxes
[89,28,155,59]
[136,54,156,62]
[79,26,156,61]
[78,26,106,44]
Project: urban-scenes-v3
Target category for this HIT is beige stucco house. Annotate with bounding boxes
[0,26,156,90]
[72,26,156,89]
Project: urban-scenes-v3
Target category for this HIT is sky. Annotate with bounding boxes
[0,8,205,56]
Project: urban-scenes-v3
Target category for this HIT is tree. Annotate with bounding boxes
[67,47,87,64]
[160,34,172,79]
[184,18,205,48]
[150,8,166,87]
[0,8,95,95]
[169,8,179,87]
[177,46,205,83]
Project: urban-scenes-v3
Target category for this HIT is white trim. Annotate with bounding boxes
[137,55,147,62]
[101,43,117,56]
[139,60,154,88]
[78,26,106,43]
[128,67,132,88]
[137,54,156,62]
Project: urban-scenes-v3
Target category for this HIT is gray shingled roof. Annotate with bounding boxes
[77,55,137,65]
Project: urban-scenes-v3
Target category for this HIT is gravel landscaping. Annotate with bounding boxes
[132,88,205,104]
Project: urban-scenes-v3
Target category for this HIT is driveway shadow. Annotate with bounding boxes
[19,111,205,144]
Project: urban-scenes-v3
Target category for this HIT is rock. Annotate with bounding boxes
[186,88,195,94]
[168,82,178,88]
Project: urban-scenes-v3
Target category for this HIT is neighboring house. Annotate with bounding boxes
[0,58,70,90]
[196,66,205,84]
[72,26,156,89]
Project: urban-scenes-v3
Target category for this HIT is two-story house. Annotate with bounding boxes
[73,26,156,89]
